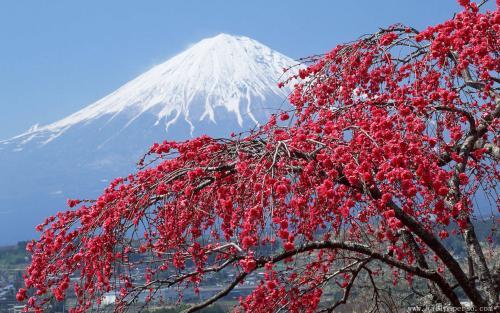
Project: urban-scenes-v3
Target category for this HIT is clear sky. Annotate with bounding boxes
[0,0,492,139]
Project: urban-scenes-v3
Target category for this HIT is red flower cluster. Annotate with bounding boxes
[19,2,498,312]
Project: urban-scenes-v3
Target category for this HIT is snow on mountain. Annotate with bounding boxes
[0,33,297,244]
[2,33,295,148]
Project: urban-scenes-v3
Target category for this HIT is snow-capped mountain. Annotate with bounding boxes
[2,34,293,149]
[0,34,296,244]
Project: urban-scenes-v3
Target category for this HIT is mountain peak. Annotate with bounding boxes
[203,32,242,41]
[2,34,296,147]
[197,33,265,47]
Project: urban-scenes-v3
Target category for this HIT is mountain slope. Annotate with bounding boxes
[0,34,296,244]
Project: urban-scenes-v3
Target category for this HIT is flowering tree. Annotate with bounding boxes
[19,1,498,312]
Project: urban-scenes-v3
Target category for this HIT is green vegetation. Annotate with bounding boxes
[0,241,28,268]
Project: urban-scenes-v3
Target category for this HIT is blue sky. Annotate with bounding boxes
[0,0,489,139]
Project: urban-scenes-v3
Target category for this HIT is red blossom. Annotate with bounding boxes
[19,3,499,312]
